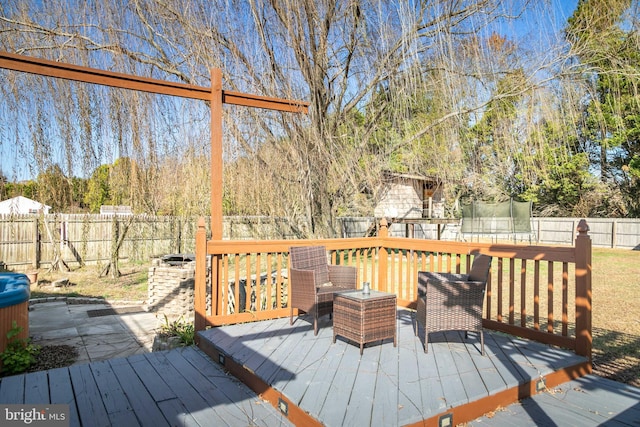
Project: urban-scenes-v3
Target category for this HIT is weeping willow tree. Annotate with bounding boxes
[2,0,624,236]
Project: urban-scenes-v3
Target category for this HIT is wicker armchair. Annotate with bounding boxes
[415,254,492,355]
[289,246,357,335]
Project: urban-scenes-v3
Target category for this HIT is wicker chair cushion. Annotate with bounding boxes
[467,254,492,282]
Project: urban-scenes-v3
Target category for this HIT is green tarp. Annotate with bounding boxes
[461,200,532,234]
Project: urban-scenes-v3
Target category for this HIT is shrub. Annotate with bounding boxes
[0,321,40,375]
[158,315,194,347]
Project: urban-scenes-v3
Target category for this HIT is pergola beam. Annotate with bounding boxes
[0,50,309,237]
[0,50,212,100]
[223,90,308,113]
[0,51,309,113]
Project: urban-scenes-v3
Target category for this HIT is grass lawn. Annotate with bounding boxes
[590,247,640,387]
[31,263,148,302]
[27,247,639,387]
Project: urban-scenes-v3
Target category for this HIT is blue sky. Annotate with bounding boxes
[0,0,579,184]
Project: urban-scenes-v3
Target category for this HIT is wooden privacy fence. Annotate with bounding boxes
[195,218,592,362]
[0,214,312,270]
[0,214,195,269]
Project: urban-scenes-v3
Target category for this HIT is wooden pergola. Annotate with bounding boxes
[0,51,309,239]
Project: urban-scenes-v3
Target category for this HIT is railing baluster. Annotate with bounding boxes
[509,258,515,325]
[562,262,569,336]
[245,254,251,311]
[547,261,554,333]
[361,248,367,285]
[398,250,404,295]
[221,255,229,315]
[534,259,540,330]
[497,258,503,323]
[233,255,240,314]
[266,253,273,310]
[520,259,527,327]
[486,260,492,320]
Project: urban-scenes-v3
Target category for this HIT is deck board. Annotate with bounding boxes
[448,332,489,402]
[342,343,380,427]
[0,374,24,403]
[512,337,559,376]
[318,337,362,427]
[69,364,110,427]
[401,313,437,423]
[225,319,274,359]
[156,398,200,427]
[180,346,287,425]
[280,325,332,404]
[254,323,310,382]
[127,354,176,402]
[372,339,399,427]
[472,355,507,394]
[163,349,246,422]
[433,340,468,408]
[242,317,293,374]
[47,367,81,427]
[198,309,601,426]
[89,360,135,421]
[144,351,228,426]
[483,332,529,387]
[498,336,546,380]
[269,319,320,388]
[103,406,140,427]
[24,370,49,404]
[297,332,344,418]
[109,357,168,426]
[556,376,640,414]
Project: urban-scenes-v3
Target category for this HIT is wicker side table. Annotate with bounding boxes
[332,290,397,355]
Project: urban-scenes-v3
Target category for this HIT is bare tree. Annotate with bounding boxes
[1,0,590,233]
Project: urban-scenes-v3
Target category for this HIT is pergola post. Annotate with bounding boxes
[194,218,207,334]
[210,68,224,240]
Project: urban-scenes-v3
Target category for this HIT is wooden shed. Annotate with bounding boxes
[374,172,444,219]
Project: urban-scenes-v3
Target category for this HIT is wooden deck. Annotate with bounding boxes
[0,346,292,427]
[197,309,591,426]
[1,310,638,426]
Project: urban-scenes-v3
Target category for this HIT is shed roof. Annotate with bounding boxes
[0,196,51,214]
[381,171,440,182]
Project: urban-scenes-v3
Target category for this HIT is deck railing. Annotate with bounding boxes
[195,218,592,361]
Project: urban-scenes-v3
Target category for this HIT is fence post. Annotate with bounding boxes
[377,218,388,292]
[194,218,207,333]
[612,220,617,248]
[32,217,40,269]
[574,219,592,367]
